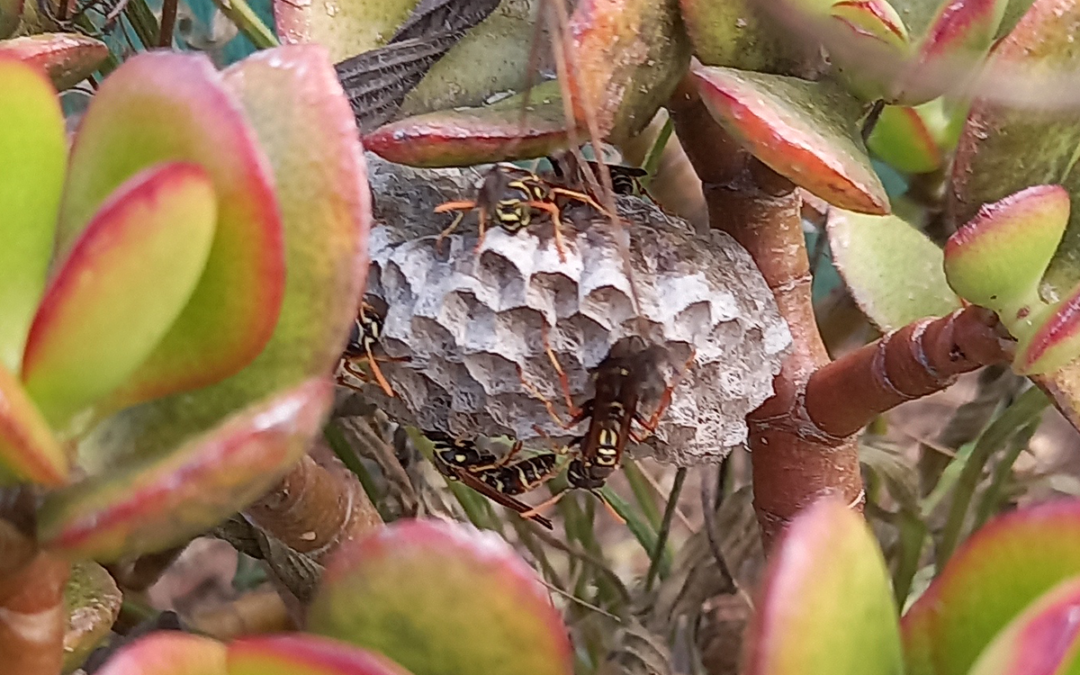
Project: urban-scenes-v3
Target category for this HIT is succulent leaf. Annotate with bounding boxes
[308,519,573,675]
[692,64,889,214]
[744,498,902,675]
[0,35,110,89]
[23,163,218,428]
[828,209,961,330]
[0,360,66,486]
[0,57,65,374]
[58,51,285,407]
[228,635,415,675]
[901,499,1080,675]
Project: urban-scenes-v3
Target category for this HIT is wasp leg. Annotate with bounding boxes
[636,348,698,435]
[364,345,396,398]
[518,488,569,520]
[525,200,568,263]
[540,322,582,419]
[434,200,476,253]
[472,205,490,254]
[491,439,524,469]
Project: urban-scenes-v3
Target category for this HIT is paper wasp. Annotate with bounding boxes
[426,430,558,529]
[520,334,694,519]
[337,296,407,398]
[546,152,649,198]
[433,163,609,263]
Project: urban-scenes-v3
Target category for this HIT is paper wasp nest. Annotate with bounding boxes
[354,155,791,466]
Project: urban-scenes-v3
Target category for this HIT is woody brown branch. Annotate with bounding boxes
[806,307,1013,438]
[668,78,1011,543]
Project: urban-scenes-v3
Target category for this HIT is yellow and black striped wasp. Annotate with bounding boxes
[520,334,694,520]
[433,163,609,263]
[337,296,408,398]
[427,430,559,529]
[545,152,649,198]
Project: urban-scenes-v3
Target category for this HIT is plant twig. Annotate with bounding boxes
[645,467,686,592]
[158,0,177,46]
[214,0,278,49]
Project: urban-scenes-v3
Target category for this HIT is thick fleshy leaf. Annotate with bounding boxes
[0,57,65,374]
[828,0,913,102]
[366,80,572,167]
[679,0,805,72]
[828,209,960,331]
[565,0,691,142]
[894,0,1008,105]
[950,0,1080,297]
[23,163,218,428]
[398,1,540,116]
[943,185,1068,333]
[967,575,1080,675]
[1015,283,1080,374]
[1034,362,1080,430]
[94,633,227,675]
[308,519,573,675]
[58,51,284,407]
[274,0,417,61]
[0,35,109,90]
[62,561,122,673]
[867,100,960,174]
[901,499,1080,675]
[743,498,902,675]
[0,361,67,486]
[692,65,889,214]
[228,635,414,675]
[37,378,332,561]
[75,46,368,472]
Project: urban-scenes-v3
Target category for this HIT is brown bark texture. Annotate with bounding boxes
[0,550,69,675]
[667,79,1011,544]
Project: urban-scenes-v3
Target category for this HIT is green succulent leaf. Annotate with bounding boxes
[0,360,66,486]
[867,99,965,174]
[0,57,65,374]
[950,0,1080,297]
[1015,283,1080,375]
[678,0,807,73]
[308,519,573,675]
[37,378,332,561]
[943,184,1069,337]
[228,635,415,675]
[692,64,889,214]
[901,499,1080,675]
[77,46,369,476]
[828,209,961,331]
[967,575,1080,675]
[93,632,228,675]
[23,163,218,428]
[274,0,419,62]
[744,498,902,675]
[58,51,285,408]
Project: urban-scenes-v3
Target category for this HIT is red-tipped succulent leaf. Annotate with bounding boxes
[22,163,218,428]
[1015,283,1080,375]
[365,81,572,167]
[0,361,66,486]
[692,64,889,214]
[0,57,65,374]
[744,498,902,675]
[37,378,332,561]
[228,635,414,675]
[0,34,110,89]
[94,632,227,675]
[901,499,1080,675]
[308,519,573,675]
[967,575,1080,675]
[58,51,285,407]
[943,184,1069,339]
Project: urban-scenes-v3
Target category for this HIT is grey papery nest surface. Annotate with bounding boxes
[353,155,791,466]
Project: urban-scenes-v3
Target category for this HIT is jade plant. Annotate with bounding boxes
[740,496,1080,675]
[89,519,572,675]
[0,43,369,673]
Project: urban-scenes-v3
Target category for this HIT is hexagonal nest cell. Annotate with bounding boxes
[343,155,791,466]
